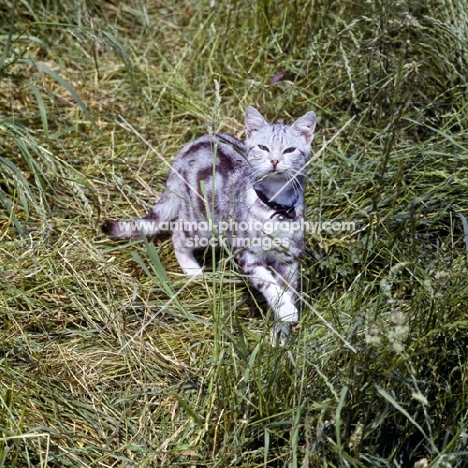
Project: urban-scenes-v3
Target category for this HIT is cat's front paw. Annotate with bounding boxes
[276,302,298,322]
[270,322,292,347]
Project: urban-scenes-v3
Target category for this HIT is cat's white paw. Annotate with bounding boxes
[175,250,204,276]
[276,302,298,322]
[181,267,204,277]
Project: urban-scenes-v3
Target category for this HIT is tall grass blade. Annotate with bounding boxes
[19,59,99,131]
[375,385,435,453]
[0,0,15,69]
[26,82,49,138]
[458,213,468,264]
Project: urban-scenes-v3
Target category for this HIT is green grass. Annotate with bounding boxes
[1,0,468,466]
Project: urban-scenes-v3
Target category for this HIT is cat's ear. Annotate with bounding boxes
[292,111,317,145]
[245,106,268,138]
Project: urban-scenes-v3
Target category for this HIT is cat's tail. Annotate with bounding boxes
[102,190,181,239]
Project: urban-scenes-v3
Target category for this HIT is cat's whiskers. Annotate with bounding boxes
[303,174,318,189]
[248,169,271,187]
[286,173,301,198]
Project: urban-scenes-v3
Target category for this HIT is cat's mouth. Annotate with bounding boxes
[270,167,289,176]
[253,169,290,185]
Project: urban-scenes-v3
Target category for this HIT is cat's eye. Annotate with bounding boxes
[258,145,270,152]
[283,147,296,154]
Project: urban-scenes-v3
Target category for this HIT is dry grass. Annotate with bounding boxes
[1,0,468,466]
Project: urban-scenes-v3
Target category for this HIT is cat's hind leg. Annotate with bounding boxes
[172,230,204,276]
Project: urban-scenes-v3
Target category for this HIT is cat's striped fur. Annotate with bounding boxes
[102,107,317,343]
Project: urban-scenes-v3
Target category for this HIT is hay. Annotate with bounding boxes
[1,0,468,466]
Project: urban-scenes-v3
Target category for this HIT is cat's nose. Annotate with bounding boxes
[271,160,279,167]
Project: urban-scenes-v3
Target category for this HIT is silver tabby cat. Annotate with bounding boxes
[102,107,317,343]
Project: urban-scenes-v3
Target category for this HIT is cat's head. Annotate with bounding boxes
[244,106,317,181]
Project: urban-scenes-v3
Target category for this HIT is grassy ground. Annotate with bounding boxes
[1,0,468,466]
